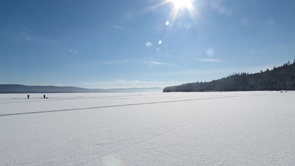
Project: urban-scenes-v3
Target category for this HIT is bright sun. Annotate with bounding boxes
[164,0,197,20]
[168,0,194,9]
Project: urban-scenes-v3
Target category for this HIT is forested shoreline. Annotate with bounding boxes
[163,60,295,92]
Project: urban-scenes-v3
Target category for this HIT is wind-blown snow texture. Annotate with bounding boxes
[0,92,295,165]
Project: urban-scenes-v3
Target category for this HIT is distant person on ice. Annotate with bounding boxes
[27,95,30,99]
[43,95,46,99]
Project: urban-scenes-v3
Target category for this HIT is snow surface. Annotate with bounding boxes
[0,92,295,166]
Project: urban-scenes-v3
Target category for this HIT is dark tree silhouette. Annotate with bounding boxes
[164,60,295,92]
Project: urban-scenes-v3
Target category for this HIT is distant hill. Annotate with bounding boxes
[0,84,161,94]
[0,84,100,93]
[163,60,295,92]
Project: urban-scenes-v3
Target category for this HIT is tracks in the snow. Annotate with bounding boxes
[0,95,239,117]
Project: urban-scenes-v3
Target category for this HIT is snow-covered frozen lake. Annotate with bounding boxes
[1,92,295,166]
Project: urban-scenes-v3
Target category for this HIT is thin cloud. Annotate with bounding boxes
[8,32,33,42]
[97,60,133,64]
[20,32,32,41]
[145,61,172,66]
[97,59,173,66]
[158,69,227,76]
[82,80,185,88]
[112,25,123,30]
[69,49,78,54]
[196,58,221,62]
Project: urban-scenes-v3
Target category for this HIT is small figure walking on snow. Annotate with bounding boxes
[27,95,30,99]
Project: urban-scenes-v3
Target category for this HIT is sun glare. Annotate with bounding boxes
[169,0,194,9]
[164,0,198,21]
[142,0,198,22]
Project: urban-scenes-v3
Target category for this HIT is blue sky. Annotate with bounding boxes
[1,0,295,88]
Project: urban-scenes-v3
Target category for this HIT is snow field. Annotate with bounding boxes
[0,92,295,165]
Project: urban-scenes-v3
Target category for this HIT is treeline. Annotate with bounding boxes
[0,84,162,93]
[163,60,295,92]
